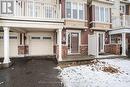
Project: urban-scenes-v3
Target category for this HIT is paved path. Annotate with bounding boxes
[0,58,62,87]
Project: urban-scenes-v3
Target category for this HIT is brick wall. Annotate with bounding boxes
[105,44,121,55]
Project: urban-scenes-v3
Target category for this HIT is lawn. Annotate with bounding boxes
[59,58,130,87]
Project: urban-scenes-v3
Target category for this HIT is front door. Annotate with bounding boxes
[68,32,79,54]
[99,33,104,53]
[71,33,79,53]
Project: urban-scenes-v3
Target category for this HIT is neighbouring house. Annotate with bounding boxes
[0,0,130,66]
[88,0,113,58]
[88,0,130,58]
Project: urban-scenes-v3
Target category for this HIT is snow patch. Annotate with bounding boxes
[59,59,130,87]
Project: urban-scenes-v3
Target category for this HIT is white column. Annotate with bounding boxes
[96,32,99,58]
[123,15,126,27]
[3,27,10,64]
[109,35,111,44]
[122,33,126,56]
[58,29,62,61]
[22,33,24,45]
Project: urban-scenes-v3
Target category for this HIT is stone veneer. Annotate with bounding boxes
[80,45,88,56]
[55,45,68,59]
[55,45,88,59]
[18,45,29,55]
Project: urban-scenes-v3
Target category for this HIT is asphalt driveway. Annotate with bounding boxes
[0,58,62,87]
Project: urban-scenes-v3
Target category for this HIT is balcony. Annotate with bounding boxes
[120,0,130,3]
[112,15,130,29]
[93,0,114,4]
[0,0,61,21]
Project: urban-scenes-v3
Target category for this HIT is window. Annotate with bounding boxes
[73,3,77,19]
[65,2,84,20]
[105,8,110,22]
[10,36,17,39]
[120,5,125,14]
[28,1,33,17]
[95,6,99,21]
[100,7,104,22]
[43,37,51,39]
[0,36,3,39]
[31,37,40,39]
[45,6,53,18]
[34,3,40,17]
[95,6,110,23]
[79,3,84,19]
[66,2,71,18]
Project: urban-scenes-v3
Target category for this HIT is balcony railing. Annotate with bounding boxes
[112,15,130,29]
[0,0,61,20]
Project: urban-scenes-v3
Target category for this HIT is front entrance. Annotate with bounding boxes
[67,31,80,54]
[99,33,105,54]
[71,33,79,53]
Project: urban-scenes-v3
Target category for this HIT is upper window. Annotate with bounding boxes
[100,7,104,22]
[95,6,110,23]
[34,3,40,17]
[73,2,78,19]
[120,4,126,14]
[95,6,99,21]
[66,2,71,18]
[65,2,85,20]
[79,3,84,19]
[28,1,33,17]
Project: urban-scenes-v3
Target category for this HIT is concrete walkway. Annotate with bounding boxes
[0,58,62,87]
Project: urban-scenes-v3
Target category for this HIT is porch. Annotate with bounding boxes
[88,31,123,58]
[109,28,130,57]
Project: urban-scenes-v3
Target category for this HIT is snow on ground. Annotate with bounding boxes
[59,58,130,87]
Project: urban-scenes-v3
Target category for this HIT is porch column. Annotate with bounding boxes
[96,32,99,58]
[122,33,126,56]
[109,35,111,44]
[22,33,24,45]
[3,27,10,64]
[58,29,62,61]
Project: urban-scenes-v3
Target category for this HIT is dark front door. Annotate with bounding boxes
[71,33,79,53]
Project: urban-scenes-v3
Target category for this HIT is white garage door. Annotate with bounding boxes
[29,33,53,56]
[0,33,19,57]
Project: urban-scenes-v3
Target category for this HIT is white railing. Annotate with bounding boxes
[112,15,130,28]
[0,0,61,20]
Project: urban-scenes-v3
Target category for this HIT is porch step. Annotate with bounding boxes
[61,55,95,62]
[24,55,56,59]
[95,55,127,59]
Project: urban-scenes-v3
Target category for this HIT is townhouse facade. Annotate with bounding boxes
[0,0,130,65]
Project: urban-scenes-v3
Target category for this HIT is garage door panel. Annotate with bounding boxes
[29,34,53,56]
[0,33,19,57]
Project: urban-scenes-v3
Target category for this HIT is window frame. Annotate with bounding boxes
[65,1,85,20]
[95,6,110,23]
